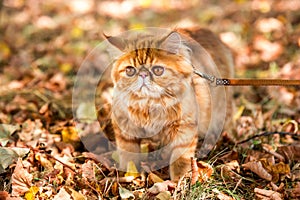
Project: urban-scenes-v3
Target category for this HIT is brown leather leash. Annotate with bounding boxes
[194,70,300,86]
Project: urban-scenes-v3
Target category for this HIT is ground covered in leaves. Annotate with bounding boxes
[1,0,300,199]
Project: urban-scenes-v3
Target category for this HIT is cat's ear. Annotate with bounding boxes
[104,34,126,51]
[160,31,182,54]
[103,33,126,58]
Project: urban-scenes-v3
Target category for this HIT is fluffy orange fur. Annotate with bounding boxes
[105,28,234,181]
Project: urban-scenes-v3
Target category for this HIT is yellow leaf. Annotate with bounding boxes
[233,105,245,121]
[140,143,149,153]
[60,63,73,73]
[61,127,80,143]
[69,187,86,200]
[25,186,39,200]
[71,27,84,39]
[148,173,164,185]
[0,42,11,60]
[125,161,139,178]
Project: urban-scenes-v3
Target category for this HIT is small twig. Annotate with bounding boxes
[44,152,76,172]
[30,147,76,172]
[233,178,242,192]
[237,131,299,144]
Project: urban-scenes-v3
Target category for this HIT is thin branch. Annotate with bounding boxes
[237,131,299,144]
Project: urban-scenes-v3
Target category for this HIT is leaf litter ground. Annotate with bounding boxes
[1,0,300,199]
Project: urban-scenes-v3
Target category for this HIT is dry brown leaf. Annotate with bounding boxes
[35,152,54,171]
[0,191,9,200]
[242,161,272,181]
[270,182,284,193]
[259,158,290,182]
[155,191,171,200]
[221,160,242,182]
[225,160,240,173]
[219,151,239,163]
[289,182,300,198]
[191,158,199,185]
[277,145,300,163]
[82,160,95,181]
[148,182,168,194]
[11,158,33,197]
[254,188,283,200]
[111,181,119,197]
[53,186,86,200]
[147,181,176,195]
[197,161,213,183]
[53,187,72,200]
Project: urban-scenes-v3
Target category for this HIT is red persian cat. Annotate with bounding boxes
[103,28,234,181]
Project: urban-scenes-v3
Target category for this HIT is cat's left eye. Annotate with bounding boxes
[151,66,164,76]
[125,66,136,77]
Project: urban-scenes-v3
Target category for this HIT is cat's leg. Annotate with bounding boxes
[169,129,198,181]
[115,133,141,171]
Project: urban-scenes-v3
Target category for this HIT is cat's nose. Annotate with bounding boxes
[139,70,149,78]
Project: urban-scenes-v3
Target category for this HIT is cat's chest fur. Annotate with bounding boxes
[112,91,181,137]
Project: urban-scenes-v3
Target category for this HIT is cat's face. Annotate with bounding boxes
[108,32,194,99]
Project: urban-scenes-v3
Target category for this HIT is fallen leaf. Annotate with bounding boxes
[289,182,300,198]
[53,186,86,200]
[52,187,72,200]
[0,147,30,173]
[220,160,242,182]
[35,152,54,171]
[155,191,171,200]
[219,151,239,164]
[61,127,80,144]
[197,161,213,183]
[191,158,199,185]
[24,186,39,200]
[125,161,139,178]
[277,145,300,163]
[148,173,164,185]
[147,182,168,194]
[254,188,283,200]
[82,160,95,181]
[147,181,176,195]
[0,191,9,200]
[68,187,86,200]
[242,161,272,181]
[11,158,33,197]
[119,187,135,199]
[0,124,19,146]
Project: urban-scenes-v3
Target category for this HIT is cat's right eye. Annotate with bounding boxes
[125,66,136,77]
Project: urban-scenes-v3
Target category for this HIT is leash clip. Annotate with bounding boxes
[193,70,215,83]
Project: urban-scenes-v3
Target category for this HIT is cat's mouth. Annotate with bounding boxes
[139,84,150,92]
